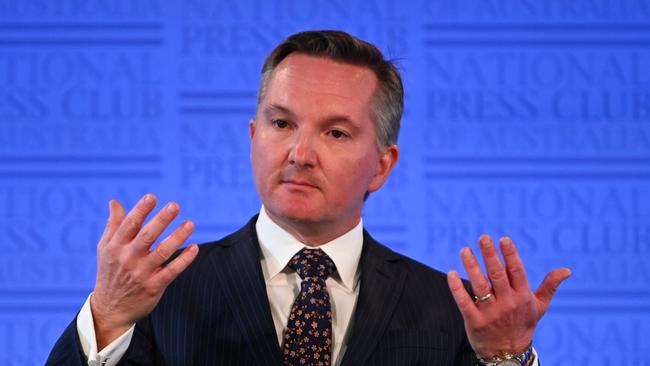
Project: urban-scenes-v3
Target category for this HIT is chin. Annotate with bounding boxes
[276,205,321,223]
[266,198,324,224]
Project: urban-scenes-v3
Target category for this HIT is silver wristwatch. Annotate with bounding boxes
[476,345,534,366]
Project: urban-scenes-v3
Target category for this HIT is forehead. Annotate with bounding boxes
[261,53,378,118]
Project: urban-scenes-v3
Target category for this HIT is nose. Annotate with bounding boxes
[288,130,317,167]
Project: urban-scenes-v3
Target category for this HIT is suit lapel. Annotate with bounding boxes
[340,231,407,366]
[209,217,282,366]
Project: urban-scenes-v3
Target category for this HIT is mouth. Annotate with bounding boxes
[282,179,319,189]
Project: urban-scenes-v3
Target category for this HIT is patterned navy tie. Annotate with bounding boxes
[282,248,337,366]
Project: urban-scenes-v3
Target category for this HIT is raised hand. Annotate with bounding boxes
[90,194,199,349]
[447,235,571,359]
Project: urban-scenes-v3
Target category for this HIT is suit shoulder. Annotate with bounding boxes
[168,216,258,272]
[365,236,473,302]
[366,236,449,284]
[400,253,450,283]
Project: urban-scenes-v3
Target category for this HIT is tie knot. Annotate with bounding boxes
[289,248,337,280]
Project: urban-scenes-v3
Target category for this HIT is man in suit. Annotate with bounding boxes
[47,30,570,366]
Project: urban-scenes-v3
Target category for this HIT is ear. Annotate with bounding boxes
[367,144,400,193]
[249,119,256,139]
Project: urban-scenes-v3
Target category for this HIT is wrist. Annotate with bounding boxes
[93,318,134,351]
[89,295,134,350]
[476,343,534,366]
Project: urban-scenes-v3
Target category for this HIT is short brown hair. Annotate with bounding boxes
[256,30,403,148]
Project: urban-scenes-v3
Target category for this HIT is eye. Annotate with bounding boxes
[329,129,348,139]
[272,119,289,129]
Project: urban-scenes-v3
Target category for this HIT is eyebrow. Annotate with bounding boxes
[264,103,361,132]
[263,104,296,118]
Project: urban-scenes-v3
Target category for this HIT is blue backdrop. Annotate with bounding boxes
[1,1,649,364]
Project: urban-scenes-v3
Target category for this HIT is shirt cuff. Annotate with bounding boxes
[530,348,539,366]
[76,293,135,366]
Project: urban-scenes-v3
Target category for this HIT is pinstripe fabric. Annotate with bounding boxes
[46,215,477,366]
[340,231,475,366]
[45,319,86,366]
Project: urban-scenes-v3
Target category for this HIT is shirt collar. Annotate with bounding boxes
[256,206,363,291]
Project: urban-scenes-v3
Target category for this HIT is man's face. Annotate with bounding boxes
[250,53,398,240]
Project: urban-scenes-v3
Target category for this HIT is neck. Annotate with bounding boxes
[263,207,360,246]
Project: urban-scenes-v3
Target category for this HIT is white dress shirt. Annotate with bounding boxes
[256,207,363,364]
[76,207,539,365]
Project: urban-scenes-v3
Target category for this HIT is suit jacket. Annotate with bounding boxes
[46,216,476,365]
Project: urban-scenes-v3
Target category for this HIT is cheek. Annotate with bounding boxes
[252,141,282,181]
[251,143,268,181]
[334,155,377,192]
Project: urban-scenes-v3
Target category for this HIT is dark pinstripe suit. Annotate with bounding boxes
[46,216,476,365]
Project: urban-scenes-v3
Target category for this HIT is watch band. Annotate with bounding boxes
[476,344,534,366]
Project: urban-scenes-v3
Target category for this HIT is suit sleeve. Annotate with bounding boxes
[453,330,478,366]
[45,313,162,366]
[45,319,87,366]
[115,316,166,365]
[451,279,475,365]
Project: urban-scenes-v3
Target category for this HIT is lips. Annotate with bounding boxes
[282,179,319,189]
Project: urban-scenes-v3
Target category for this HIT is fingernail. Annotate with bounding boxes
[143,194,152,202]
[183,221,194,231]
[166,202,178,213]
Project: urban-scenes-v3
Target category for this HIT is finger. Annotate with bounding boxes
[478,235,512,296]
[460,247,493,301]
[98,200,126,247]
[500,237,530,292]
[132,202,180,251]
[144,220,195,271]
[152,243,199,288]
[98,201,113,245]
[535,268,572,311]
[112,193,157,244]
[447,270,481,323]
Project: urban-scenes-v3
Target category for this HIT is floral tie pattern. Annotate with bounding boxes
[282,248,337,366]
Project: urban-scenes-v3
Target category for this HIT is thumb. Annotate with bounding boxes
[535,268,572,311]
[98,200,115,247]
